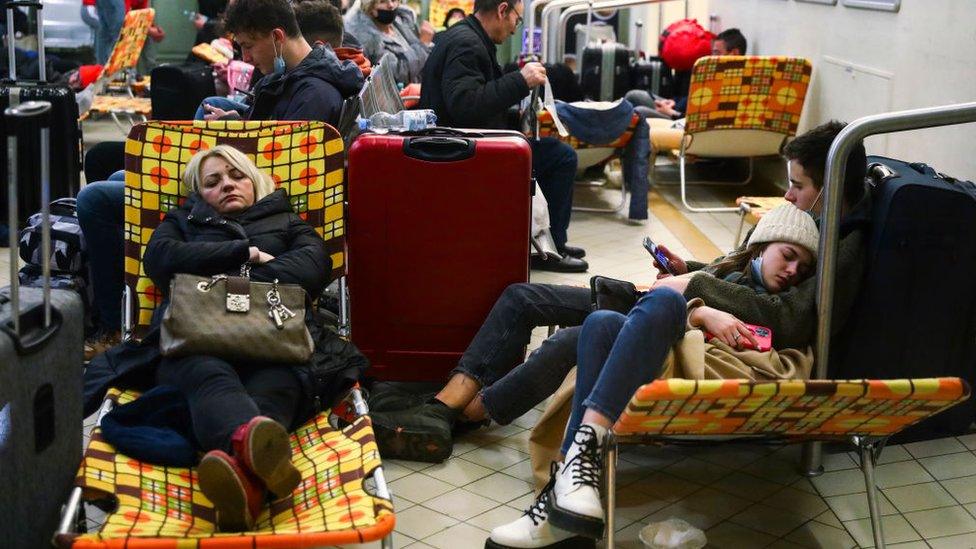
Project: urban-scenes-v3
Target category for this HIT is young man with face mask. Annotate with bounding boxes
[200,0,364,122]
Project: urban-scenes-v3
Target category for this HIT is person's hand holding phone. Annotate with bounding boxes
[690,306,760,350]
[651,243,688,279]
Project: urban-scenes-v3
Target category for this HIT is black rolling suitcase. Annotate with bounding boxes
[580,41,631,101]
[0,1,81,229]
[631,55,673,98]
[831,156,976,440]
[630,21,673,98]
[0,100,85,549]
[150,62,216,120]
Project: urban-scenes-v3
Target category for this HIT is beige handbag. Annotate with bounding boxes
[160,267,314,364]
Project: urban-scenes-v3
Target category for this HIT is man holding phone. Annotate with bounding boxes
[371,121,871,464]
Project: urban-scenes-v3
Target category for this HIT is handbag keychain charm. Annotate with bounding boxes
[266,279,296,329]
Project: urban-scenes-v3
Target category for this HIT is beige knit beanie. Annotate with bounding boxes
[747,204,820,256]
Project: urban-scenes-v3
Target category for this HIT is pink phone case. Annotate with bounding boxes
[705,323,773,352]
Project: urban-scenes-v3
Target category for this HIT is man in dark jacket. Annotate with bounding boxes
[419,0,587,272]
[201,0,363,123]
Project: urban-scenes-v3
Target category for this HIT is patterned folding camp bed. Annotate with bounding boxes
[662,56,812,213]
[85,9,156,132]
[537,109,641,214]
[603,377,970,548]
[55,119,394,547]
[57,389,394,548]
[120,120,346,340]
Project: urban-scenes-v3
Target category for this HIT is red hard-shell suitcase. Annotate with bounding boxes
[347,129,532,381]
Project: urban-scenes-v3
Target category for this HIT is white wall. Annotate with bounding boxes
[703,0,976,179]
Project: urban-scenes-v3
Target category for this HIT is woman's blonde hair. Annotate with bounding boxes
[181,145,276,202]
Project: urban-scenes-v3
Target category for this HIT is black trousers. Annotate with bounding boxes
[83,140,125,184]
[156,355,303,453]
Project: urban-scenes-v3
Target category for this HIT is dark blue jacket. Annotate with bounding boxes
[247,45,364,126]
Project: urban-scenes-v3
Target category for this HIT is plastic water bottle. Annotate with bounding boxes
[357,109,437,134]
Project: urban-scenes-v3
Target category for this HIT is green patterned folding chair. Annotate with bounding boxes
[604,377,970,548]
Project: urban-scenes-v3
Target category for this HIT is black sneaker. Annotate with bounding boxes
[371,399,458,463]
[556,245,586,259]
[367,381,440,413]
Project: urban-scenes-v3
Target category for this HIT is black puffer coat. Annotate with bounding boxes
[83,190,368,417]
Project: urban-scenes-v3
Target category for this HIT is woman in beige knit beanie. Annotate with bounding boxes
[707,203,819,294]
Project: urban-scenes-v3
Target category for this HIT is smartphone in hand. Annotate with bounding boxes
[643,236,676,275]
[705,324,773,352]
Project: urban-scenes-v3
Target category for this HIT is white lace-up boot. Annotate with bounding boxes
[485,463,596,549]
[547,424,606,539]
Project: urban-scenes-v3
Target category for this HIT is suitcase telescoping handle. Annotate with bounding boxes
[3,100,61,354]
[6,0,46,82]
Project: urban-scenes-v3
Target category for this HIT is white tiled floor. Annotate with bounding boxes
[15,122,976,547]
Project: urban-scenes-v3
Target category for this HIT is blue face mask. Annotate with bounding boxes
[750,255,767,290]
[272,39,286,75]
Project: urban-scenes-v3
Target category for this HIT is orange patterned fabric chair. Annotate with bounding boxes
[121,120,346,339]
[603,377,970,548]
[100,8,155,83]
[86,9,156,131]
[57,388,394,548]
[668,55,812,213]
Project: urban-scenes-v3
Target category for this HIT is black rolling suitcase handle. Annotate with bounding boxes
[1,100,61,354]
[5,0,46,82]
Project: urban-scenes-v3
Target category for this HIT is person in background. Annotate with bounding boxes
[130,0,166,76]
[442,7,466,28]
[94,0,125,64]
[653,27,746,118]
[200,0,363,122]
[344,0,433,84]
[435,7,466,41]
[293,0,372,76]
[191,0,229,47]
[418,0,588,274]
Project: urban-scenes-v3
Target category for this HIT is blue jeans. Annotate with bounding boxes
[451,283,593,425]
[193,96,250,121]
[95,0,125,65]
[623,108,652,220]
[531,137,577,249]
[563,288,687,454]
[77,174,125,332]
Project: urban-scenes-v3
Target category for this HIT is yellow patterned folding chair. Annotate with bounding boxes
[55,120,396,548]
[604,378,970,549]
[119,120,346,339]
[83,8,155,133]
[536,107,641,213]
[663,56,812,213]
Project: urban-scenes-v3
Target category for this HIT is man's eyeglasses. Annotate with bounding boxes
[511,6,523,27]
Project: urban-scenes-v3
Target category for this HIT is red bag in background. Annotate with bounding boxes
[659,19,715,71]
